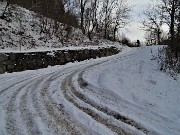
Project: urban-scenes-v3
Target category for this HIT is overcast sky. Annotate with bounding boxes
[121,0,152,42]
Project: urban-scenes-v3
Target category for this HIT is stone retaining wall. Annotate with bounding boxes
[0,46,120,74]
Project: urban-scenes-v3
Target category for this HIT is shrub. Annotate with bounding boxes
[157,46,180,77]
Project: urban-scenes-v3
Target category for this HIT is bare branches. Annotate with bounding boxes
[141,2,164,45]
[97,0,131,40]
[160,0,180,42]
[0,0,11,19]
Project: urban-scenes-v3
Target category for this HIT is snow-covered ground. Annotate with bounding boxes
[0,45,180,135]
[0,2,124,53]
[0,2,92,52]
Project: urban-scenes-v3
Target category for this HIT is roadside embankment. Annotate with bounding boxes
[0,46,120,73]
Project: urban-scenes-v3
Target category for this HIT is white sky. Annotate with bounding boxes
[122,0,152,42]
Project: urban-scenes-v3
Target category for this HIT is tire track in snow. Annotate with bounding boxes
[30,75,67,135]
[3,69,88,135]
[2,47,154,135]
[60,53,160,135]
[29,69,90,135]
[61,73,130,135]
[19,80,43,135]
[77,71,153,135]
[0,75,39,95]
[5,72,54,135]
[5,82,33,135]
[72,48,161,135]
[38,72,82,135]
[73,49,160,135]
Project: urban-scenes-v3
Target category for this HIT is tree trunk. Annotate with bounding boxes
[113,27,117,41]
[1,0,10,18]
[104,23,107,39]
[170,0,175,45]
[157,28,161,45]
[80,0,85,34]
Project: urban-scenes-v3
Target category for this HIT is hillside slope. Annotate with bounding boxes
[0,2,90,51]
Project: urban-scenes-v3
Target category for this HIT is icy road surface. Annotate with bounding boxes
[0,46,180,135]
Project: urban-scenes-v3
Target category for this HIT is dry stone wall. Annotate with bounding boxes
[0,46,120,74]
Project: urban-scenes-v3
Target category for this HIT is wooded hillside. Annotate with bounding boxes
[11,0,79,27]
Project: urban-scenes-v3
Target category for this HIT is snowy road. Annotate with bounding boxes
[0,46,180,135]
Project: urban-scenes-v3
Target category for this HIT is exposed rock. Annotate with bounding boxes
[0,47,120,73]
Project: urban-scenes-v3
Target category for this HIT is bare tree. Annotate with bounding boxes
[83,0,99,40]
[0,0,11,19]
[62,0,79,14]
[79,0,89,34]
[141,3,163,44]
[160,0,180,44]
[112,0,131,41]
[101,0,116,39]
[97,0,131,40]
[176,10,180,38]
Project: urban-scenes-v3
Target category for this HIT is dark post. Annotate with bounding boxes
[137,40,140,47]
